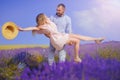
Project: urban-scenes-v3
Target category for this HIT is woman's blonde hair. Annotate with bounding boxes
[36,13,46,25]
[32,13,46,36]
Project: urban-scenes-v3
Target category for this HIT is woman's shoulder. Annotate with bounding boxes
[38,25,49,30]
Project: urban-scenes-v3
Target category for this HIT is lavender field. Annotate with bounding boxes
[0,41,120,80]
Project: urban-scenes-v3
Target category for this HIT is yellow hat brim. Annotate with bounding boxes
[2,22,19,40]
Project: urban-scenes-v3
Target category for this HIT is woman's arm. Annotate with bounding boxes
[18,27,39,31]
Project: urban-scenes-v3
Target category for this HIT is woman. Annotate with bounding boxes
[18,13,104,63]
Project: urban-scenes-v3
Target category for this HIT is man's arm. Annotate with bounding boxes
[65,16,72,33]
[65,16,73,45]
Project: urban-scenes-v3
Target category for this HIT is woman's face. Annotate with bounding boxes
[44,15,50,23]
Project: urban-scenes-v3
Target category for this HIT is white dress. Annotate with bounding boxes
[37,21,69,50]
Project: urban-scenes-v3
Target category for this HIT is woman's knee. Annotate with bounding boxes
[75,39,80,44]
[69,38,80,45]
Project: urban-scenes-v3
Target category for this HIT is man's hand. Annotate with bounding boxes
[44,34,50,38]
[68,42,73,45]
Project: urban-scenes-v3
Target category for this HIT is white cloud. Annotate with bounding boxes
[73,0,120,40]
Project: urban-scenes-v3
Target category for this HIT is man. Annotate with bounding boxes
[48,3,72,65]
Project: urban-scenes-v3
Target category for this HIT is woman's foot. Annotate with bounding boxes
[95,37,105,44]
[74,57,82,63]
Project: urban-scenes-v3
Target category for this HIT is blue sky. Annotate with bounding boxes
[0,0,120,45]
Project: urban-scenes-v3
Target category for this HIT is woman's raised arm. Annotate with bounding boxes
[18,27,39,31]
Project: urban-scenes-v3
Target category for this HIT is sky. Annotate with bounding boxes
[0,0,120,45]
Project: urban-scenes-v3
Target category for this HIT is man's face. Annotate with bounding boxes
[56,6,65,17]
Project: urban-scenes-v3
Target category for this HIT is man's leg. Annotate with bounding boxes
[48,43,55,66]
[58,46,66,62]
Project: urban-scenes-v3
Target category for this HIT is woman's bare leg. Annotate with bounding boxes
[65,34,104,62]
[66,38,82,62]
[69,34,104,44]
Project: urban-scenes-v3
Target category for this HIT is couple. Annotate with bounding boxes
[18,4,104,65]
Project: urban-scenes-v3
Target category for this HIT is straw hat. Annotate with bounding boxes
[2,22,19,40]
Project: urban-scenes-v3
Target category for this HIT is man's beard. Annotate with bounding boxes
[56,13,63,17]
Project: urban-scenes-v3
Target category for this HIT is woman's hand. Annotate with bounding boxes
[18,27,24,31]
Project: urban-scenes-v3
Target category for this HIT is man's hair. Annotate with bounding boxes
[57,3,66,9]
